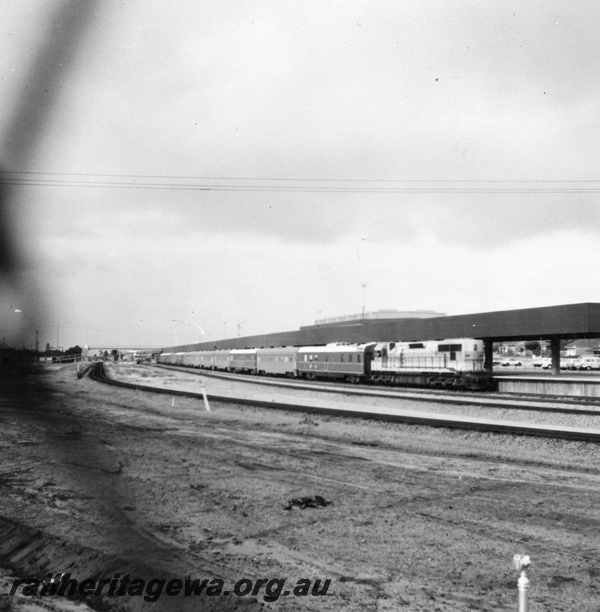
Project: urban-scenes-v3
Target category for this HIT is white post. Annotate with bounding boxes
[200,385,211,412]
[513,554,531,612]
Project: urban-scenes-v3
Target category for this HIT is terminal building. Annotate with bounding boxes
[314,309,446,325]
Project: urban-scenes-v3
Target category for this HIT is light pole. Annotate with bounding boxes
[171,319,205,344]
[361,283,368,319]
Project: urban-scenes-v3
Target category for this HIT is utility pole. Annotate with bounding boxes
[361,283,368,319]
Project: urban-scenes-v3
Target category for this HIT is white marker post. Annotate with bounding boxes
[512,554,531,612]
[200,385,211,412]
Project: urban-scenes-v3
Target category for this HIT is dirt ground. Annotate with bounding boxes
[2,364,600,611]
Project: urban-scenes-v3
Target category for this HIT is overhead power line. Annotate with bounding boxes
[0,322,173,338]
[1,171,600,193]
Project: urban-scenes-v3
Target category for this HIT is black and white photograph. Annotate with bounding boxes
[2,1,600,610]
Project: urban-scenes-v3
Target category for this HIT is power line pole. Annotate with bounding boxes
[361,283,368,319]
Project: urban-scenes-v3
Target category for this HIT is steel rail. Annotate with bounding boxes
[152,364,600,416]
[89,363,600,443]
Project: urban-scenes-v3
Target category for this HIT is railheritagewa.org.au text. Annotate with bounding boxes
[8,573,332,603]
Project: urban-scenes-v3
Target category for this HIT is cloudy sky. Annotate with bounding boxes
[1,0,600,350]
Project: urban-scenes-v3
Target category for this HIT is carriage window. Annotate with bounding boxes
[438,344,462,352]
[409,343,425,349]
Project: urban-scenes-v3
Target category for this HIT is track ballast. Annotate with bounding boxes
[89,363,600,443]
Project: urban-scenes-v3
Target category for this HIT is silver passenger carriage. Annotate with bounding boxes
[229,348,257,374]
[256,346,299,377]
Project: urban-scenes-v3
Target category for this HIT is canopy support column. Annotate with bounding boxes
[483,339,494,372]
[550,338,561,375]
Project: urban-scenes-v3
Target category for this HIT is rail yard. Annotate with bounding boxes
[3,362,600,611]
[98,363,600,442]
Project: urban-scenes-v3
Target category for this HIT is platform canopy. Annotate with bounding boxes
[162,303,600,352]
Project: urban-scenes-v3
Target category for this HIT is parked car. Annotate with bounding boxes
[501,358,523,367]
[533,357,551,369]
[574,356,600,370]
[561,357,578,370]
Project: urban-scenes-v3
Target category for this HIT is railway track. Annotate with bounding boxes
[153,363,600,415]
[89,363,600,443]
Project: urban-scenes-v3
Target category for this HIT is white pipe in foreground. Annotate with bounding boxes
[512,554,531,612]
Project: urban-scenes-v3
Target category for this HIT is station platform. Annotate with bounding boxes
[494,373,600,399]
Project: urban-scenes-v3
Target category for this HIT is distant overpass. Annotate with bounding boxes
[85,346,161,356]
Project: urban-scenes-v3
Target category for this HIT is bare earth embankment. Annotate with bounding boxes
[2,363,600,611]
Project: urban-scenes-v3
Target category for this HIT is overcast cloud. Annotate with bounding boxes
[1,1,600,350]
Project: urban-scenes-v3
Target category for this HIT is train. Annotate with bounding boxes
[157,337,493,391]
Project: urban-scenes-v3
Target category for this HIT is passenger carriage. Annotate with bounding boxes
[193,349,233,370]
[181,351,212,368]
[210,349,232,370]
[229,348,257,373]
[297,343,375,382]
[159,352,182,366]
[158,352,176,365]
[256,346,299,376]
